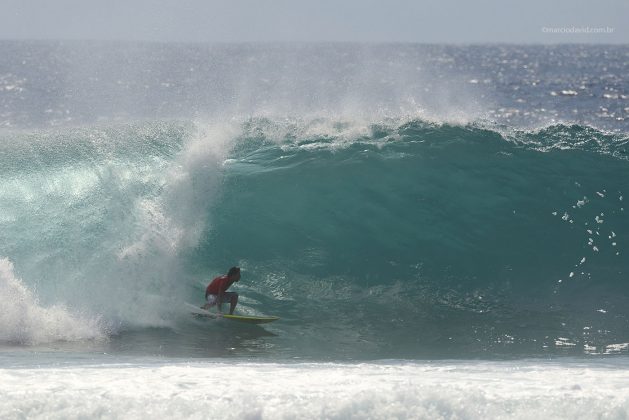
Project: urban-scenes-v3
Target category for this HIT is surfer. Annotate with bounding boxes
[203,266,241,315]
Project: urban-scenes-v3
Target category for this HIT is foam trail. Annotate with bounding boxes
[0,258,105,344]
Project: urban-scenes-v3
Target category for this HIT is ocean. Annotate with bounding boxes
[0,41,628,418]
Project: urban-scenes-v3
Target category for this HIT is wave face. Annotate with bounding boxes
[201,119,629,358]
[1,118,627,358]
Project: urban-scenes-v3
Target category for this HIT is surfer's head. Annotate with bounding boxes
[228,266,241,282]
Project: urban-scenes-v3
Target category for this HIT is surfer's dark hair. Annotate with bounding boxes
[228,266,240,277]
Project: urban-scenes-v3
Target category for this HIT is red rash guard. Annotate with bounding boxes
[205,275,233,298]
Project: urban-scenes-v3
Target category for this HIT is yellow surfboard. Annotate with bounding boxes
[187,303,279,324]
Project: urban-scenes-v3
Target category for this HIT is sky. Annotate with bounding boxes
[0,0,627,44]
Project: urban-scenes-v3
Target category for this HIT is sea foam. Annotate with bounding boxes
[0,258,105,344]
[0,359,628,419]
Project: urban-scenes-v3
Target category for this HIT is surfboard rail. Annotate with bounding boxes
[186,303,279,324]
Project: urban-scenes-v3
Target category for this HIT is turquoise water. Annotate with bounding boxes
[1,118,627,359]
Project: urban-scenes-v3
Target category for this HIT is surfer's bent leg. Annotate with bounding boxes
[223,291,239,315]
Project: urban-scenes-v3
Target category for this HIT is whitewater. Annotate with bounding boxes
[1,41,628,418]
[2,355,629,419]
